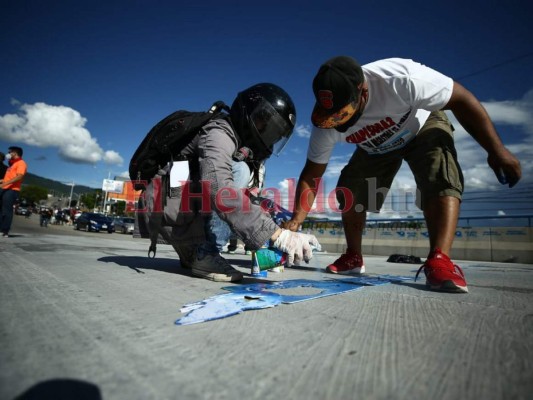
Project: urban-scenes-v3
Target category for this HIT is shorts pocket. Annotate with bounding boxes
[443,148,464,193]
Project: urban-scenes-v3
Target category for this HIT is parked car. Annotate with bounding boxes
[15,205,30,216]
[114,217,135,234]
[74,212,115,233]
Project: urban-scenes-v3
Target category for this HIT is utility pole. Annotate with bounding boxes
[67,182,75,209]
[103,171,111,215]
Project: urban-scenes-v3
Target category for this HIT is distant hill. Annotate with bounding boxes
[23,172,99,196]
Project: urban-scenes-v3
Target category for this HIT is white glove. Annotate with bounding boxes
[272,229,322,266]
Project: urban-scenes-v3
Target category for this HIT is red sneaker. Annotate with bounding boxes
[415,248,468,293]
[326,249,365,274]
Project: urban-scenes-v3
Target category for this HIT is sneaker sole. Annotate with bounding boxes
[191,270,243,282]
[428,280,468,293]
[326,265,366,275]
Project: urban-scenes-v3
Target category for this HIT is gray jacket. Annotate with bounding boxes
[177,117,279,249]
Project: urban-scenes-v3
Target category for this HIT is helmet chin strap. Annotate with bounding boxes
[225,113,253,161]
[233,146,254,162]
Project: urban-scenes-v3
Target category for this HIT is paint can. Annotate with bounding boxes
[250,251,268,277]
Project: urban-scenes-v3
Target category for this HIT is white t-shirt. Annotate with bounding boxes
[307,58,454,163]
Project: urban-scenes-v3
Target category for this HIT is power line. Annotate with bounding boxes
[455,51,533,81]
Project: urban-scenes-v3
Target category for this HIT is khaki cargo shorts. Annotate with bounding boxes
[337,111,464,212]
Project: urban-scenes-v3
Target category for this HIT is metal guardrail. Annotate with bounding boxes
[301,215,533,231]
[301,215,533,263]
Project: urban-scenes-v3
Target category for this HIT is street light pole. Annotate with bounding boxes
[67,182,75,209]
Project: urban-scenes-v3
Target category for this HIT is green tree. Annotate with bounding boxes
[20,185,49,205]
[80,190,101,211]
[115,200,126,216]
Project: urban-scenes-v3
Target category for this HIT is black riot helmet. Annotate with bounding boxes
[230,83,296,161]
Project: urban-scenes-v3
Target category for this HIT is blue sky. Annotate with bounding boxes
[1,0,532,218]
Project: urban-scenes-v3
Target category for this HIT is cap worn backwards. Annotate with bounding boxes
[311,56,364,129]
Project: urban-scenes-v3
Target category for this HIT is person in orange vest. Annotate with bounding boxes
[0,152,7,179]
[0,146,28,237]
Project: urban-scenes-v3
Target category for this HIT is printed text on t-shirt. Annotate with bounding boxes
[345,110,412,147]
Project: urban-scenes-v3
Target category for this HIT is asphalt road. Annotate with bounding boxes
[1,215,532,400]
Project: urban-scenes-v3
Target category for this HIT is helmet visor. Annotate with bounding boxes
[250,99,294,157]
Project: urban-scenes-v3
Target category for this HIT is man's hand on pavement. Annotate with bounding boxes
[281,219,300,232]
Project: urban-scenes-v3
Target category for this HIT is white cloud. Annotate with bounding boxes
[278,179,291,192]
[324,154,351,178]
[295,124,311,138]
[482,89,533,133]
[0,101,124,165]
[275,178,294,210]
[103,150,123,165]
[288,146,303,154]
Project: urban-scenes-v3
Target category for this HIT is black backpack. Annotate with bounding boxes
[129,101,229,190]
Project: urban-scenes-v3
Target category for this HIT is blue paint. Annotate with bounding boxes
[334,274,413,285]
[223,279,364,304]
[376,274,414,282]
[175,292,282,326]
[175,275,414,325]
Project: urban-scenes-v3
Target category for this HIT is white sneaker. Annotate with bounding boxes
[191,254,243,282]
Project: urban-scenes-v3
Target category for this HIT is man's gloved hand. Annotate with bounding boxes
[272,229,321,266]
